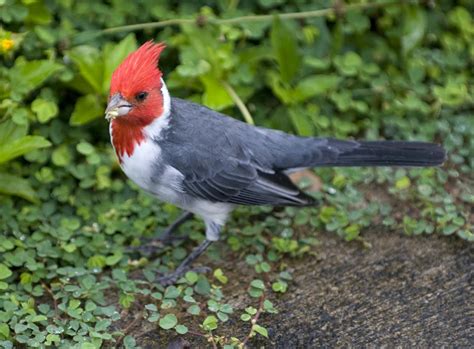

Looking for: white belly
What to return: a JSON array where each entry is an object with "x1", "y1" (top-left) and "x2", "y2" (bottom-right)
[
  {"x1": 117, "y1": 139, "x2": 182, "y2": 205},
  {"x1": 120, "y1": 139, "x2": 158, "y2": 190}
]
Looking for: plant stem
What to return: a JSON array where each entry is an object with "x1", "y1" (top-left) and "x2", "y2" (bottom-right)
[
  {"x1": 101, "y1": 1, "x2": 400, "y2": 35},
  {"x1": 41, "y1": 282, "x2": 58, "y2": 314},
  {"x1": 221, "y1": 80, "x2": 255, "y2": 125},
  {"x1": 241, "y1": 294, "x2": 266, "y2": 347}
]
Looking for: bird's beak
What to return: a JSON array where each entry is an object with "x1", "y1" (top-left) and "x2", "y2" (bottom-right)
[{"x1": 105, "y1": 93, "x2": 132, "y2": 121}]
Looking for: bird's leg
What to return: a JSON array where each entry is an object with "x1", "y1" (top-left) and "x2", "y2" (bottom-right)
[
  {"x1": 157, "y1": 220, "x2": 221, "y2": 285},
  {"x1": 158, "y1": 211, "x2": 194, "y2": 243},
  {"x1": 157, "y1": 239, "x2": 213, "y2": 285},
  {"x1": 128, "y1": 211, "x2": 194, "y2": 255}
]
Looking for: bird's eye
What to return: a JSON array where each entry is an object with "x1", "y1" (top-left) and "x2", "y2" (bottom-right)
[{"x1": 135, "y1": 92, "x2": 148, "y2": 102}]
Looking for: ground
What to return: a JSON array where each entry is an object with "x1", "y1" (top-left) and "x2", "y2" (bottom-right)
[{"x1": 133, "y1": 229, "x2": 473, "y2": 348}]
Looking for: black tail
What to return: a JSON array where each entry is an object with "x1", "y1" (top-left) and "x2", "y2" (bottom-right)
[{"x1": 316, "y1": 139, "x2": 447, "y2": 167}]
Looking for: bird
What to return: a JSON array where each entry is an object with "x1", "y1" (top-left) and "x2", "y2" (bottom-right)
[{"x1": 105, "y1": 41, "x2": 446, "y2": 284}]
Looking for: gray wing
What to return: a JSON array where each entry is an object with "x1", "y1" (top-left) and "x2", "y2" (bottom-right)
[
  {"x1": 157, "y1": 98, "x2": 315, "y2": 206},
  {"x1": 164, "y1": 140, "x2": 313, "y2": 206}
]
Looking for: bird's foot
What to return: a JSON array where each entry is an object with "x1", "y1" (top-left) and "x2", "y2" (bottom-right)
[{"x1": 157, "y1": 266, "x2": 211, "y2": 286}]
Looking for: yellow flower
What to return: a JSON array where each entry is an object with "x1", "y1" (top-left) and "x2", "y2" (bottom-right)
[{"x1": 1, "y1": 39, "x2": 14, "y2": 52}]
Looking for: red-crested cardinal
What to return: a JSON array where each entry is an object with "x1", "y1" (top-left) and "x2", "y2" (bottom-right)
[{"x1": 105, "y1": 42, "x2": 446, "y2": 284}]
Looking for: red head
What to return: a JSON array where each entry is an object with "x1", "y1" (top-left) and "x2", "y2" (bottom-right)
[{"x1": 106, "y1": 41, "x2": 167, "y2": 159}]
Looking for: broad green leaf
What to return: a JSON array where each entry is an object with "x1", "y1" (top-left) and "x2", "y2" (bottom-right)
[
  {"x1": 334, "y1": 52, "x2": 363, "y2": 76},
  {"x1": 159, "y1": 314, "x2": 177, "y2": 330},
  {"x1": 0, "y1": 172, "x2": 39, "y2": 203},
  {"x1": 0, "y1": 322, "x2": 10, "y2": 338},
  {"x1": 0, "y1": 135, "x2": 51, "y2": 164},
  {"x1": 68, "y1": 46, "x2": 104, "y2": 93},
  {"x1": 252, "y1": 324, "x2": 268, "y2": 338},
  {"x1": 402, "y1": 6, "x2": 427, "y2": 56},
  {"x1": 123, "y1": 336, "x2": 136, "y2": 349},
  {"x1": 266, "y1": 71, "x2": 292, "y2": 104},
  {"x1": 271, "y1": 16, "x2": 301, "y2": 83},
  {"x1": 52, "y1": 145, "x2": 72, "y2": 167},
  {"x1": 187, "y1": 304, "x2": 200, "y2": 315},
  {"x1": 175, "y1": 324, "x2": 188, "y2": 335},
  {"x1": 9, "y1": 58, "x2": 62, "y2": 96},
  {"x1": 31, "y1": 98, "x2": 58, "y2": 123},
  {"x1": 0, "y1": 119, "x2": 27, "y2": 145},
  {"x1": 293, "y1": 74, "x2": 341, "y2": 102},
  {"x1": 288, "y1": 107, "x2": 314, "y2": 137},
  {"x1": 250, "y1": 279, "x2": 265, "y2": 290},
  {"x1": 102, "y1": 34, "x2": 137, "y2": 93},
  {"x1": 70, "y1": 94, "x2": 104, "y2": 125},
  {"x1": 202, "y1": 315, "x2": 218, "y2": 331},
  {"x1": 200, "y1": 75, "x2": 233, "y2": 110},
  {"x1": 25, "y1": 1, "x2": 52, "y2": 25},
  {"x1": 0, "y1": 264, "x2": 12, "y2": 280}
]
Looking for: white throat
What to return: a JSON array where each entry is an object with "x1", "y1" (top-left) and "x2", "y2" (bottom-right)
[{"x1": 143, "y1": 79, "x2": 171, "y2": 139}]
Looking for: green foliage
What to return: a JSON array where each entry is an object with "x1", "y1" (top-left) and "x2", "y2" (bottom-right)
[
  {"x1": 0, "y1": 0, "x2": 472, "y2": 347},
  {"x1": 68, "y1": 35, "x2": 137, "y2": 125}
]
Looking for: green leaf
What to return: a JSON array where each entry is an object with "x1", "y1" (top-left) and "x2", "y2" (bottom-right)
[
  {"x1": 105, "y1": 252, "x2": 122, "y2": 266},
  {"x1": 70, "y1": 94, "x2": 104, "y2": 125},
  {"x1": 288, "y1": 107, "x2": 313, "y2": 137},
  {"x1": 272, "y1": 280, "x2": 288, "y2": 293},
  {"x1": 87, "y1": 255, "x2": 106, "y2": 268},
  {"x1": 200, "y1": 75, "x2": 233, "y2": 111},
  {"x1": 334, "y1": 52, "x2": 363, "y2": 76},
  {"x1": 240, "y1": 313, "x2": 251, "y2": 321},
  {"x1": 76, "y1": 141, "x2": 95, "y2": 155},
  {"x1": 52, "y1": 145, "x2": 72, "y2": 167},
  {"x1": 202, "y1": 315, "x2": 218, "y2": 331},
  {"x1": 187, "y1": 304, "x2": 200, "y2": 315},
  {"x1": 0, "y1": 119, "x2": 27, "y2": 145},
  {"x1": 102, "y1": 34, "x2": 137, "y2": 94},
  {"x1": 175, "y1": 325, "x2": 188, "y2": 335},
  {"x1": 0, "y1": 322, "x2": 10, "y2": 339},
  {"x1": 145, "y1": 304, "x2": 157, "y2": 312},
  {"x1": 252, "y1": 324, "x2": 268, "y2": 338},
  {"x1": 68, "y1": 46, "x2": 104, "y2": 93},
  {"x1": 0, "y1": 135, "x2": 51, "y2": 164},
  {"x1": 271, "y1": 16, "x2": 301, "y2": 83},
  {"x1": 0, "y1": 172, "x2": 39, "y2": 203},
  {"x1": 31, "y1": 98, "x2": 58, "y2": 123},
  {"x1": 185, "y1": 271, "x2": 198, "y2": 284},
  {"x1": 123, "y1": 336, "x2": 136, "y2": 349},
  {"x1": 159, "y1": 314, "x2": 177, "y2": 330},
  {"x1": 9, "y1": 58, "x2": 62, "y2": 96},
  {"x1": 119, "y1": 293, "x2": 135, "y2": 309},
  {"x1": 402, "y1": 6, "x2": 427, "y2": 56},
  {"x1": 395, "y1": 176, "x2": 411, "y2": 190},
  {"x1": 164, "y1": 286, "x2": 181, "y2": 299},
  {"x1": 293, "y1": 74, "x2": 341, "y2": 102},
  {"x1": 250, "y1": 279, "x2": 265, "y2": 290},
  {"x1": 25, "y1": 1, "x2": 52, "y2": 25},
  {"x1": 0, "y1": 264, "x2": 12, "y2": 280},
  {"x1": 213, "y1": 268, "x2": 228, "y2": 284}
]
